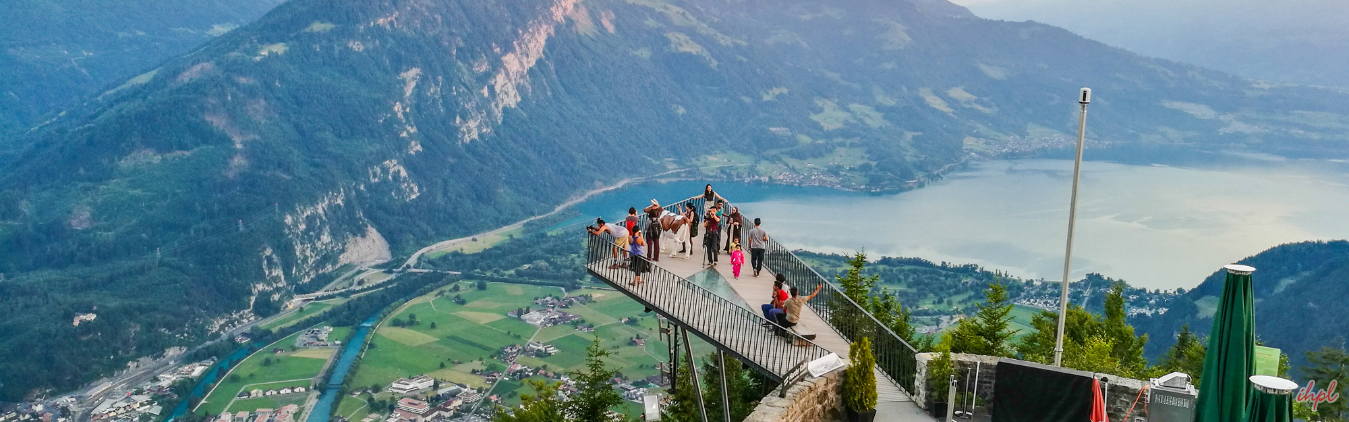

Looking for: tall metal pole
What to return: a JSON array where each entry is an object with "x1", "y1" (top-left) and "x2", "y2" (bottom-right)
[
  {"x1": 683, "y1": 330, "x2": 710, "y2": 422},
  {"x1": 1054, "y1": 88, "x2": 1091, "y2": 367},
  {"x1": 718, "y1": 350, "x2": 731, "y2": 422}
]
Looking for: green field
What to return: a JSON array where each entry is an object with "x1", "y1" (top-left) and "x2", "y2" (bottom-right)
[
  {"x1": 339, "y1": 284, "x2": 675, "y2": 418},
  {"x1": 259, "y1": 298, "x2": 350, "y2": 331},
  {"x1": 425, "y1": 227, "x2": 523, "y2": 259},
  {"x1": 225, "y1": 394, "x2": 308, "y2": 413},
  {"x1": 195, "y1": 330, "x2": 335, "y2": 415},
  {"x1": 1007, "y1": 304, "x2": 1045, "y2": 340}
]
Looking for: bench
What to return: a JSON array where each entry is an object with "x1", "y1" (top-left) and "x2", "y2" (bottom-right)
[{"x1": 790, "y1": 327, "x2": 816, "y2": 346}]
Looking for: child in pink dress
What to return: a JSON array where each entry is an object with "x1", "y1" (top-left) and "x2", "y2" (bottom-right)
[{"x1": 730, "y1": 242, "x2": 746, "y2": 279}]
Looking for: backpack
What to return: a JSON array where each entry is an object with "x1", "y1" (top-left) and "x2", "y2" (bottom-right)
[
  {"x1": 646, "y1": 220, "x2": 661, "y2": 238},
  {"x1": 689, "y1": 211, "x2": 700, "y2": 238}
]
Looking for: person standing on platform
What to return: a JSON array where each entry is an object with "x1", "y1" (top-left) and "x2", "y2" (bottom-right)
[
  {"x1": 700, "y1": 184, "x2": 725, "y2": 215},
  {"x1": 628, "y1": 230, "x2": 647, "y2": 285},
  {"x1": 724, "y1": 206, "x2": 743, "y2": 253},
  {"x1": 703, "y1": 202, "x2": 721, "y2": 267},
  {"x1": 748, "y1": 218, "x2": 768, "y2": 277},
  {"x1": 645, "y1": 213, "x2": 661, "y2": 262},
  {"x1": 730, "y1": 242, "x2": 745, "y2": 279},
  {"x1": 625, "y1": 207, "x2": 638, "y2": 233}
]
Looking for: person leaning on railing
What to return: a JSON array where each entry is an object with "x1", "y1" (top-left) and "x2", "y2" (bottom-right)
[{"x1": 586, "y1": 217, "x2": 630, "y2": 269}]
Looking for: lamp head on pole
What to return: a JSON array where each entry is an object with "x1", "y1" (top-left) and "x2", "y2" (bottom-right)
[{"x1": 1079, "y1": 87, "x2": 1092, "y2": 105}]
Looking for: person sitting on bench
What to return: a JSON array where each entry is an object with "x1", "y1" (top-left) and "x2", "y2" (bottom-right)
[
  {"x1": 761, "y1": 276, "x2": 789, "y2": 325},
  {"x1": 776, "y1": 284, "x2": 821, "y2": 335}
]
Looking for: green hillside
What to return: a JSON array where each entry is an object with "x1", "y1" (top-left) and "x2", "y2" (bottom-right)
[
  {"x1": 3, "y1": 0, "x2": 1349, "y2": 399},
  {"x1": 0, "y1": 0, "x2": 284, "y2": 139},
  {"x1": 1133, "y1": 240, "x2": 1349, "y2": 376}
]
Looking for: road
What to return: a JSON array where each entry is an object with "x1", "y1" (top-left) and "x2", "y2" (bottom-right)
[{"x1": 401, "y1": 168, "x2": 694, "y2": 270}]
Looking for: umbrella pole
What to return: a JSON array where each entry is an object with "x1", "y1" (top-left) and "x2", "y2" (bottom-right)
[{"x1": 1055, "y1": 88, "x2": 1091, "y2": 367}]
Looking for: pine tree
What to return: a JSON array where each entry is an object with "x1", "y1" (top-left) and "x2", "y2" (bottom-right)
[
  {"x1": 1102, "y1": 282, "x2": 1148, "y2": 376},
  {"x1": 662, "y1": 353, "x2": 701, "y2": 422},
  {"x1": 951, "y1": 281, "x2": 1015, "y2": 357},
  {"x1": 1300, "y1": 343, "x2": 1349, "y2": 421},
  {"x1": 567, "y1": 337, "x2": 625, "y2": 421},
  {"x1": 493, "y1": 380, "x2": 566, "y2": 422},
  {"x1": 1158, "y1": 324, "x2": 1206, "y2": 386},
  {"x1": 701, "y1": 353, "x2": 754, "y2": 422}
]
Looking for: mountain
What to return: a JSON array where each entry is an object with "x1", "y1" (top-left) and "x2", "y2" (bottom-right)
[
  {"x1": 1132, "y1": 240, "x2": 1349, "y2": 376},
  {"x1": 0, "y1": 0, "x2": 284, "y2": 139},
  {"x1": 3, "y1": 0, "x2": 1349, "y2": 400},
  {"x1": 961, "y1": 0, "x2": 1349, "y2": 88}
]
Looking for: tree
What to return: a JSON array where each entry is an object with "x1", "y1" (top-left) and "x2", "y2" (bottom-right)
[
  {"x1": 662, "y1": 354, "x2": 700, "y2": 422},
  {"x1": 844, "y1": 338, "x2": 878, "y2": 413},
  {"x1": 430, "y1": 321, "x2": 437, "y2": 329},
  {"x1": 1300, "y1": 343, "x2": 1349, "y2": 421},
  {"x1": 477, "y1": 280, "x2": 488, "y2": 290},
  {"x1": 1102, "y1": 282, "x2": 1148, "y2": 375},
  {"x1": 701, "y1": 353, "x2": 754, "y2": 422},
  {"x1": 950, "y1": 281, "x2": 1014, "y2": 357},
  {"x1": 1157, "y1": 324, "x2": 1206, "y2": 386},
  {"x1": 1014, "y1": 281, "x2": 1149, "y2": 378},
  {"x1": 567, "y1": 337, "x2": 624, "y2": 421}
]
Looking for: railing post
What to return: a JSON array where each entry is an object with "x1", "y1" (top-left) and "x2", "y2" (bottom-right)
[{"x1": 684, "y1": 330, "x2": 709, "y2": 422}]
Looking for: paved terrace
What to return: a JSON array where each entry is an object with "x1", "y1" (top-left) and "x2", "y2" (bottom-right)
[{"x1": 585, "y1": 198, "x2": 934, "y2": 421}]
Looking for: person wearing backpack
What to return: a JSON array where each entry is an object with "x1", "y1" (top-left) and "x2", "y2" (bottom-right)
[{"x1": 645, "y1": 216, "x2": 662, "y2": 262}]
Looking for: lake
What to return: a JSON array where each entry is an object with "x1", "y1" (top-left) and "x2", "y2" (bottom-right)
[{"x1": 570, "y1": 156, "x2": 1349, "y2": 290}]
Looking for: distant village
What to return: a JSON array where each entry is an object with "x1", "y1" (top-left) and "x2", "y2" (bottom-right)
[
  {"x1": 0, "y1": 359, "x2": 217, "y2": 422},
  {"x1": 320, "y1": 294, "x2": 661, "y2": 422}
]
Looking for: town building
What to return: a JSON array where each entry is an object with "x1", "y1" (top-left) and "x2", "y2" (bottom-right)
[{"x1": 389, "y1": 375, "x2": 434, "y2": 395}]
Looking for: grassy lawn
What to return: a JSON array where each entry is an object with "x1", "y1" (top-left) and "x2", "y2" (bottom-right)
[
  {"x1": 260, "y1": 302, "x2": 331, "y2": 331},
  {"x1": 195, "y1": 331, "x2": 335, "y2": 415},
  {"x1": 425, "y1": 227, "x2": 523, "y2": 259},
  {"x1": 1007, "y1": 304, "x2": 1046, "y2": 340},
  {"x1": 226, "y1": 394, "x2": 308, "y2": 413},
  {"x1": 334, "y1": 396, "x2": 370, "y2": 422}
]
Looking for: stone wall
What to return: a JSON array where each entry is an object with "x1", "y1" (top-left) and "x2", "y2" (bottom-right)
[
  {"x1": 744, "y1": 364, "x2": 847, "y2": 422},
  {"x1": 913, "y1": 354, "x2": 1152, "y2": 422},
  {"x1": 913, "y1": 353, "x2": 1001, "y2": 408}
]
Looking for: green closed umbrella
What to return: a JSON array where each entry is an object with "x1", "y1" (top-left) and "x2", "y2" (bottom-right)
[
  {"x1": 1193, "y1": 264, "x2": 1256, "y2": 422},
  {"x1": 1248, "y1": 375, "x2": 1298, "y2": 422}
]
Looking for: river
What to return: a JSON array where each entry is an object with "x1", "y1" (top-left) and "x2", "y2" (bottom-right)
[
  {"x1": 567, "y1": 156, "x2": 1349, "y2": 290},
  {"x1": 304, "y1": 314, "x2": 379, "y2": 422}
]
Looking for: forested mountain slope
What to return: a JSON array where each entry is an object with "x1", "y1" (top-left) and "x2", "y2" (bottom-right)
[
  {"x1": 3, "y1": 0, "x2": 1349, "y2": 399},
  {"x1": 1133, "y1": 240, "x2": 1349, "y2": 375},
  {"x1": 0, "y1": 0, "x2": 285, "y2": 139}
]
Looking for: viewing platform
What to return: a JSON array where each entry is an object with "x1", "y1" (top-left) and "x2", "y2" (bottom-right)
[{"x1": 584, "y1": 195, "x2": 934, "y2": 421}]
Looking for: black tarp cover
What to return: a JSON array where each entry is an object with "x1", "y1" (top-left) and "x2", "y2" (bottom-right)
[{"x1": 992, "y1": 359, "x2": 1096, "y2": 422}]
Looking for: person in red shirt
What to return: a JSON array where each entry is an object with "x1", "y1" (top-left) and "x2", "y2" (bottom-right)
[
  {"x1": 625, "y1": 207, "x2": 638, "y2": 232},
  {"x1": 761, "y1": 276, "x2": 789, "y2": 325}
]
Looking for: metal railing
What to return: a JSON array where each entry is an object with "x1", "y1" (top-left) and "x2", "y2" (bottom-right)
[
  {"x1": 760, "y1": 235, "x2": 919, "y2": 393},
  {"x1": 623, "y1": 193, "x2": 918, "y2": 392},
  {"x1": 584, "y1": 232, "x2": 828, "y2": 381}
]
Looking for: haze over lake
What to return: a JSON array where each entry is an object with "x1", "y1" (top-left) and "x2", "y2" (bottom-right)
[{"x1": 574, "y1": 157, "x2": 1349, "y2": 290}]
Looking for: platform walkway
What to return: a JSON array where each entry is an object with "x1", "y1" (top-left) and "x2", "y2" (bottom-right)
[{"x1": 652, "y1": 232, "x2": 913, "y2": 405}]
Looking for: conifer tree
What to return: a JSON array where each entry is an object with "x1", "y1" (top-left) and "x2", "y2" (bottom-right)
[
  {"x1": 1157, "y1": 324, "x2": 1206, "y2": 386},
  {"x1": 662, "y1": 353, "x2": 701, "y2": 422},
  {"x1": 494, "y1": 380, "x2": 566, "y2": 422},
  {"x1": 567, "y1": 337, "x2": 625, "y2": 421}
]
